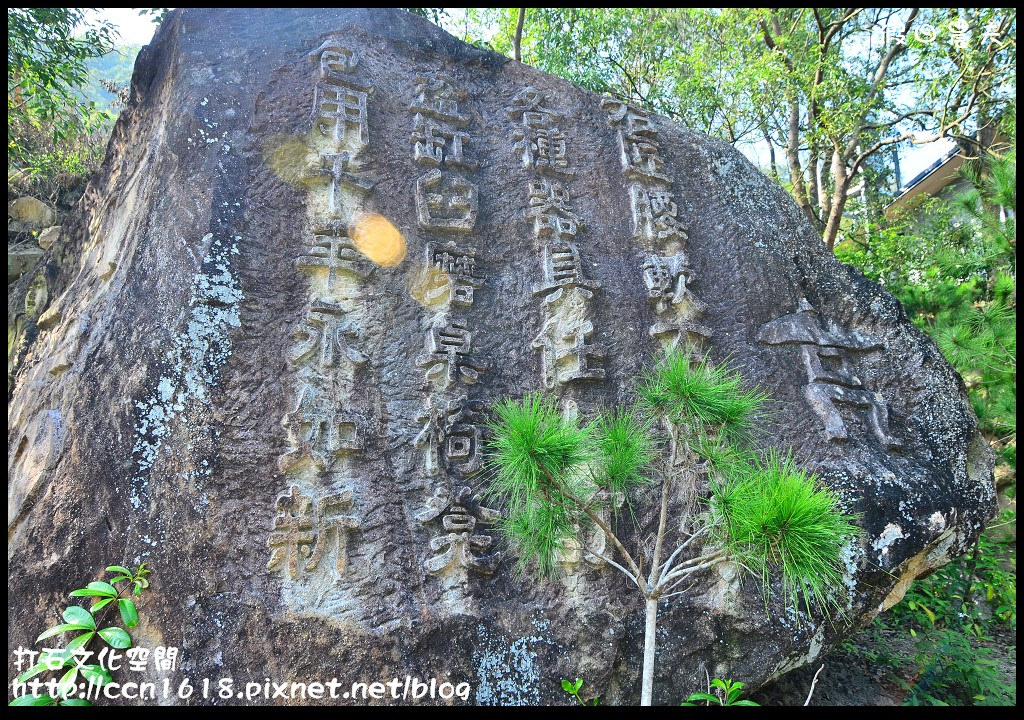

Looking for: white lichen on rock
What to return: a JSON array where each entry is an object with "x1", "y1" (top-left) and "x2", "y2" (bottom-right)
[
  {"x1": 473, "y1": 619, "x2": 555, "y2": 705},
  {"x1": 130, "y1": 232, "x2": 242, "y2": 508}
]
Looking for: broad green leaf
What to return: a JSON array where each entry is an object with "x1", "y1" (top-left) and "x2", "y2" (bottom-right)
[
  {"x1": 57, "y1": 667, "x2": 79, "y2": 695},
  {"x1": 66, "y1": 631, "x2": 95, "y2": 651},
  {"x1": 98, "y1": 627, "x2": 132, "y2": 649},
  {"x1": 106, "y1": 565, "x2": 132, "y2": 575},
  {"x1": 62, "y1": 606, "x2": 96, "y2": 629},
  {"x1": 17, "y1": 663, "x2": 50, "y2": 683},
  {"x1": 9, "y1": 693, "x2": 57, "y2": 706},
  {"x1": 561, "y1": 679, "x2": 573, "y2": 693},
  {"x1": 60, "y1": 698, "x2": 93, "y2": 706},
  {"x1": 70, "y1": 581, "x2": 117, "y2": 598},
  {"x1": 685, "y1": 692, "x2": 721, "y2": 705},
  {"x1": 118, "y1": 598, "x2": 138, "y2": 628},
  {"x1": 91, "y1": 598, "x2": 114, "y2": 613},
  {"x1": 80, "y1": 664, "x2": 113, "y2": 686},
  {"x1": 87, "y1": 581, "x2": 117, "y2": 597},
  {"x1": 36, "y1": 623, "x2": 92, "y2": 642},
  {"x1": 109, "y1": 575, "x2": 131, "y2": 584}
]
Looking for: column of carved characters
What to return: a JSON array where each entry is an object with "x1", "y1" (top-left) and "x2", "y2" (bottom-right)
[
  {"x1": 603, "y1": 99, "x2": 710, "y2": 353},
  {"x1": 408, "y1": 73, "x2": 494, "y2": 583},
  {"x1": 268, "y1": 38, "x2": 371, "y2": 580},
  {"x1": 508, "y1": 89, "x2": 605, "y2": 389}
]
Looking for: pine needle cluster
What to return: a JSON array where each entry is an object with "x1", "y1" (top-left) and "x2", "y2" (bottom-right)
[{"x1": 486, "y1": 347, "x2": 862, "y2": 617}]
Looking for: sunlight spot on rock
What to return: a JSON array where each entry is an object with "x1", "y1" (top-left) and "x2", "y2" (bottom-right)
[
  {"x1": 349, "y1": 212, "x2": 405, "y2": 267},
  {"x1": 261, "y1": 132, "x2": 316, "y2": 188}
]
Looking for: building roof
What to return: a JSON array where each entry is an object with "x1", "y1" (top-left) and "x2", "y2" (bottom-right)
[{"x1": 884, "y1": 144, "x2": 966, "y2": 218}]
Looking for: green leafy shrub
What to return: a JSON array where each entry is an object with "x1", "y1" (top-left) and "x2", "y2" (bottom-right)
[
  {"x1": 10, "y1": 564, "x2": 151, "y2": 707},
  {"x1": 682, "y1": 677, "x2": 760, "y2": 706}
]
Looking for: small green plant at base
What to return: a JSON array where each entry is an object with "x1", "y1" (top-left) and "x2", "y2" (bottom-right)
[
  {"x1": 682, "y1": 678, "x2": 759, "y2": 706},
  {"x1": 10, "y1": 564, "x2": 151, "y2": 706},
  {"x1": 839, "y1": 513, "x2": 1016, "y2": 707},
  {"x1": 899, "y1": 630, "x2": 1015, "y2": 706},
  {"x1": 486, "y1": 348, "x2": 860, "y2": 705},
  {"x1": 561, "y1": 677, "x2": 599, "y2": 706}
]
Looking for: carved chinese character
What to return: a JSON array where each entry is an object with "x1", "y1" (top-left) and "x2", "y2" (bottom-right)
[
  {"x1": 421, "y1": 486, "x2": 500, "y2": 576},
  {"x1": 316, "y1": 152, "x2": 373, "y2": 215},
  {"x1": 414, "y1": 395, "x2": 488, "y2": 477},
  {"x1": 279, "y1": 383, "x2": 363, "y2": 472},
  {"x1": 532, "y1": 240, "x2": 598, "y2": 300},
  {"x1": 532, "y1": 297, "x2": 606, "y2": 388},
  {"x1": 631, "y1": 185, "x2": 688, "y2": 246},
  {"x1": 416, "y1": 319, "x2": 489, "y2": 387},
  {"x1": 507, "y1": 87, "x2": 572, "y2": 176},
  {"x1": 412, "y1": 115, "x2": 476, "y2": 170},
  {"x1": 288, "y1": 301, "x2": 367, "y2": 371},
  {"x1": 529, "y1": 126, "x2": 570, "y2": 175},
  {"x1": 296, "y1": 220, "x2": 373, "y2": 293},
  {"x1": 603, "y1": 99, "x2": 669, "y2": 182},
  {"x1": 308, "y1": 39, "x2": 360, "y2": 81},
  {"x1": 650, "y1": 318, "x2": 712, "y2": 350},
  {"x1": 308, "y1": 39, "x2": 369, "y2": 149},
  {"x1": 757, "y1": 298, "x2": 903, "y2": 449},
  {"x1": 267, "y1": 485, "x2": 360, "y2": 579},
  {"x1": 420, "y1": 241, "x2": 483, "y2": 308},
  {"x1": 415, "y1": 169, "x2": 479, "y2": 233},
  {"x1": 642, "y1": 252, "x2": 697, "y2": 314},
  {"x1": 525, "y1": 178, "x2": 580, "y2": 242},
  {"x1": 409, "y1": 73, "x2": 469, "y2": 126},
  {"x1": 312, "y1": 85, "x2": 369, "y2": 148},
  {"x1": 506, "y1": 86, "x2": 563, "y2": 126}
]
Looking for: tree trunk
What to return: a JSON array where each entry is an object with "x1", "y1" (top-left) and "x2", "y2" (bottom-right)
[
  {"x1": 823, "y1": 183, "x2": 848, "y2": 252},
  {"x1": 763, "y1": 127, "x2": 780, "y2": 184},
  {"x1": 823, "y1": 148, "x2": 848, "y2": 251},
  {"x1": 784, "y1": 94, "x2": 817, "y2": 228},
  {"x1": 513, "y1": 8, "x2": 525, "y2": 62},
  {"x1": 641, "y1": 595, "x2": 659, "y2": 705}
]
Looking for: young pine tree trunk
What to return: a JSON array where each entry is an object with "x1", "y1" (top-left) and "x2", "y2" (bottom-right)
[{"x1": 641, "y1": 595, "x2": 659, "y2": 705}]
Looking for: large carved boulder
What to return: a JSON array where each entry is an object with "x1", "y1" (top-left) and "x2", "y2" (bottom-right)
[{"x1": 7, "y1": 8, "x2": 995, "y2": 705}]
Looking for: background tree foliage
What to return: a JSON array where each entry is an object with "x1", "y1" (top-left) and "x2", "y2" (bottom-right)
[
  {"x1": 837, "y1": 122, "x2": 1016, "y2": 478},
  {"x1": 7, "y1": 9, "x2": 146, "y2": 205},
  {"x1": 449, "y1": 8, "x2": 1016, "y2": 250},
  {"x1": 8, "y1": 9, "x2": 116, "y2": 160},
  {"x1": 8, "y1": 8, "x2": 118, "y2": 205}
]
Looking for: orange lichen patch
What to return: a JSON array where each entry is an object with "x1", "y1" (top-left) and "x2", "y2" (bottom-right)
[{"x1": 349, "y1": 212, "x2": 406, "y2": 267}]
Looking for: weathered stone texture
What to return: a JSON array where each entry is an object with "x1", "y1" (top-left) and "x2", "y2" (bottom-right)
[{"x1": 8, "y1": 8, "x2": 995, "y2": 705}]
